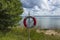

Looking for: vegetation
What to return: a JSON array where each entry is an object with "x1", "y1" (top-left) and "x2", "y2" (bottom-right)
[
  {"x1": 0, "y1": 0, "x2": 23, "y2": 30},
  {"x1": 0, "y1": 27, "x2": 60, "y2": 40}
]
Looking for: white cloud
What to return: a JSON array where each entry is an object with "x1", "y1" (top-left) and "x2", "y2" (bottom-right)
[{"x1": 21, "y1": 0, "x2": 60, "y2": 16}]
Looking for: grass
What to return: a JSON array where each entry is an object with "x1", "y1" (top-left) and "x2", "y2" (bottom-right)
[{"x1": 0, "y1": 27, "x2": 60, "y2": 40}]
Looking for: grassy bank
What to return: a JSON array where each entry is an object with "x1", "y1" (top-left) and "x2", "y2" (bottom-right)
[{"x1": 0, "y1": 27, "x2": 60, "y2": 40}]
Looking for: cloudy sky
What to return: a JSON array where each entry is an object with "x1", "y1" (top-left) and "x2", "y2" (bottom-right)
[
  {"x1": 21, "y1": 0, "x2": 60, "y2": 16},
  {"x1": 20, "y1": 0, "x2": 60, "y2": 29}
]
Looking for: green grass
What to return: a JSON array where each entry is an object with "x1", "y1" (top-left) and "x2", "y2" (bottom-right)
[{"x1": 0, "y1": 27, "x2": 60, "y2": 40}]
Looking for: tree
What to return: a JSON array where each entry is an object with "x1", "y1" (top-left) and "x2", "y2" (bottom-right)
[{"x1": 0, "y1": 0, "x2": 23, "y2": 30}]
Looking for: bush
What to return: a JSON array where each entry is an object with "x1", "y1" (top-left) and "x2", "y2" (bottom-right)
[{"x1": 0, "y1": 0, "x2": 23, "y2": 31}]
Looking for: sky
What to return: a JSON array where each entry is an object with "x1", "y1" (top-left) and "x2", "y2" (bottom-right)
[
  {"x1": 20, "y1": 0, "x2": 60, "y2": 16},
  {"x1": 20, "y1": 0, "x2": 60, "y2": 29}
]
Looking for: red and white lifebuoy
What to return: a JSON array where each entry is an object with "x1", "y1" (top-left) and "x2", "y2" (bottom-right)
[{"x1": 23, "y1": 16, "x2": 36, "y2": 28}]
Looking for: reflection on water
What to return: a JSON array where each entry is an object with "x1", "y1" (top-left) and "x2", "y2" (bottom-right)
[
  {"x1": 20, "y1": 17, "x2": 60, "y2": 29},
  {"x1": 36, "y1": 17, "x2": 60, "y2": 29}
]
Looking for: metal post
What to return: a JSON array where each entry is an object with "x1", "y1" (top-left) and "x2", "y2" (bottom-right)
[
  {"x1": 28, "y1": 11, "x2": 31, "y2": 40},
  {"x1": 28, "y1": 28, "x2": 31, "y2": 40}
]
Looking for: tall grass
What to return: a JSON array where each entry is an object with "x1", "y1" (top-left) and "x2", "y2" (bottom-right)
[{"x1": 0, "y1": 27, "x2": 60, "y2": 40}]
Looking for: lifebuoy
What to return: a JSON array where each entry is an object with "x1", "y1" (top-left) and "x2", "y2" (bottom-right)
[{"x1": 23, "y1": 16, "x2": 36, "y2": 28}]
